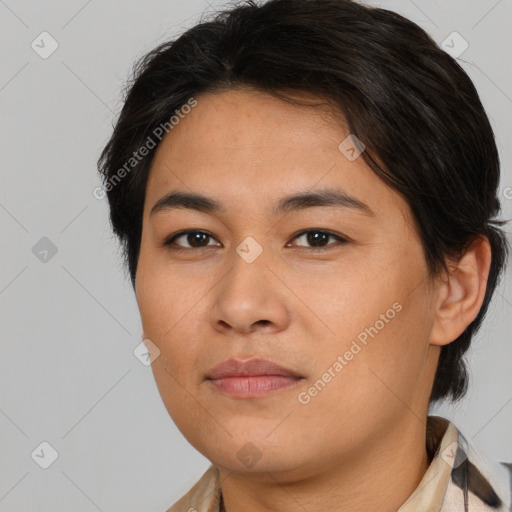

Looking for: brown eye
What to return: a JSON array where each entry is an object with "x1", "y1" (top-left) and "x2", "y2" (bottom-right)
[
  {"x1": 163, "y1": 228, "x2": 349, "y2": 251},
  {"x1": 164, "y1": 230, "x2": 220, "y2": 249},
  {"x1": 289, "y1": 229, "x2": 349, "y2": 249}
]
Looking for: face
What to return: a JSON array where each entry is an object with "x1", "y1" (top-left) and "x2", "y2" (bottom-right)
[{"x1": 135, "y1": 88, "x2": 441, "y2": 479}]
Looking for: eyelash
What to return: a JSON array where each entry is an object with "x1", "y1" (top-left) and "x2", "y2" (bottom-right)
[{"x1": 162, "y1": 229, "x2": 350, "y2": 252}]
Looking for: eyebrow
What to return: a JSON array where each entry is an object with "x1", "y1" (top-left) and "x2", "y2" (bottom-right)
[{"x1": 149, "y1": 187, "x2": 375, "y2": 218}]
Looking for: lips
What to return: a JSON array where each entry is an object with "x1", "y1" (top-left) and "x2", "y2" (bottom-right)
[
  {"x1": 206, "y1": 357, "x2": 303, "y2": 380},
  {"x1": 205, "y1": 358, "x2": 304, "y2": 398}
]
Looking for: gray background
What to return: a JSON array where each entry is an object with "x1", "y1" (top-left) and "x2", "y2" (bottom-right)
[{"x1": 0, "y1": 0, "x2": 511, "y2": 510}]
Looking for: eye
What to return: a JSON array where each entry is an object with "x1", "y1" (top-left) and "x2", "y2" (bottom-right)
[
  {"x1": 287, "y1": 229, "x2": 349, "y2": 249},
  {"x1": 163, "y1": 228, "x2": 349, "y2": 251},
  {"x1": 163, "y1": 230, "x2": 220, "y2": 249}
]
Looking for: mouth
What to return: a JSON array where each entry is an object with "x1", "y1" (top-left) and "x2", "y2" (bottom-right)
[{"x1": 205, "y1": 358, "x2": 304, "y2": 398}]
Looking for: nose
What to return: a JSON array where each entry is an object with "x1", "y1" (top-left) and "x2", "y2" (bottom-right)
[{"x1": 209, "y1": 247, "x2": 291, "y2": 336}]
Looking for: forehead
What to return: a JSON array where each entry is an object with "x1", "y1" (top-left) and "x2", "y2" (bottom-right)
[{"x1": 144, "y1": 88, "x2": 411, "y2": 224}]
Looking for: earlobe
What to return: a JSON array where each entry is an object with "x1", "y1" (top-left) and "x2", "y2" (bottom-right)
[{"x1": 429, "y1": 235, "x2": 491, "y2": 347}]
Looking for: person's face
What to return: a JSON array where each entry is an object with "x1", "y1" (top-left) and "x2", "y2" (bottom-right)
[{"x1": 135, "y1": 88, "x2": 441, "y2": 477}]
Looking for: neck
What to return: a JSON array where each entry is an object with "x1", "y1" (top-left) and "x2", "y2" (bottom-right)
[{"x1": 218, "y1": 416, "x2": 430, "y2": 512}]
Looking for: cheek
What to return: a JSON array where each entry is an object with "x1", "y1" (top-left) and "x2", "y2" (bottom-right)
[
  {"x1": 300, "y1": 267, "x2": 433, "y2": 419},
  {"x1": 150, "y1": 355, "x2": 213, "y2": 448},
  {"x1": 136, "y1": 254, "x2": 197, "y2": 344},
  {"x1": 294, "y1": 318, "x2": 430, "y2": 450},
  {"x1": 290, "y1": 261, "x2": 401, "y2": 347},
  {"x1": 136, "y1": 266, "x2": 201, "y2": 398}
]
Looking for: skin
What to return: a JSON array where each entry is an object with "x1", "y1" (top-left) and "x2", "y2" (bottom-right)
[{"x1": 135, "y1": 87, "x2": 491, "y2": 512}]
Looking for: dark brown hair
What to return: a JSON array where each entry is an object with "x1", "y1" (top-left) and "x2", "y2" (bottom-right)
[{"x1": 97, "y1": 0, "x2": 509, "y2": 404}]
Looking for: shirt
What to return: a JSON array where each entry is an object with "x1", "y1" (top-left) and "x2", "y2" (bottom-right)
[{"x1": 165, "y1": 415, "x2": 512, "y2": 512}]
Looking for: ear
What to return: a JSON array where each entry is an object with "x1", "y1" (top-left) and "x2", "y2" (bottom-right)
[{"x1": 429, "y1": 235, "x2": 492, "y2": 347}]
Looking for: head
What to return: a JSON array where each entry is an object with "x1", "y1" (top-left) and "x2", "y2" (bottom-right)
[{"x1": 98, "y1": 0, "x2": 508, "y2": 476}]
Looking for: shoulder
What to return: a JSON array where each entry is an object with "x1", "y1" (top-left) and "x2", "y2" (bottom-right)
[
  {"x1": 164, "y1": 464, "x2": 221, "y2": 512},
  {"x1": 444, "y1": 420, "x2": 512, "y2": 511}
]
